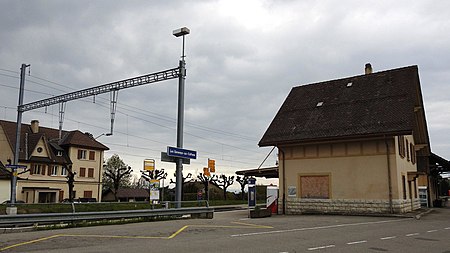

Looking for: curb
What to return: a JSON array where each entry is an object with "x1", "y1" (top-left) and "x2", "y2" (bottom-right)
[{"x1": 414, "y1": 208, "x2": 434, "y2": 220}]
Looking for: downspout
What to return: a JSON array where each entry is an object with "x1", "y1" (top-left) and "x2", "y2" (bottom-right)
[
  {"x1": 279, "y1": 147, "x2": 286, "y2": 215},
  {"x1": 97, "y1": 151, "x2": 102, "y2": 202},
  {"x1": 385, "y1": 136, "x2": 394, "y2": 213}
]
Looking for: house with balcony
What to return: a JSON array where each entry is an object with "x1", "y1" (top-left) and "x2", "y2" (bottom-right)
[
  {"x1": 0, "y1": 119, "x2": 108, "y2": 203},
  {"x1": 259, "y1": 64, "x2": 431, "y2": 214}
]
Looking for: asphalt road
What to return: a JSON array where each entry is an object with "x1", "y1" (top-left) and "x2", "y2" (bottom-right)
[{"x1": 1, "y1": 208, "x2": 450, "y2": 252}]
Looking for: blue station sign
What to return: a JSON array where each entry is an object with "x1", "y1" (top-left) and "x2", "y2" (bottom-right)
[{"x1": 167, "y1": 146, "x2": 197, "y2": 160}]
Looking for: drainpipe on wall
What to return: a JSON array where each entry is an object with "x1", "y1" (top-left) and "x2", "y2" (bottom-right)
[
  {"x1": 384, "y1": 136, "x2": 394, "y2": 213},
  {"x1": 97, "y1": 151, "x2": 102, "y2": 202},
  {"x1": 279, "y1": 147, "x2": 286, "y2": 215}
]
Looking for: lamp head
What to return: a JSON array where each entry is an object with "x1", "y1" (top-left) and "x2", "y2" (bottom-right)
[{"x1": 173, "y1": 27, "x2": 190, "y2": 37}]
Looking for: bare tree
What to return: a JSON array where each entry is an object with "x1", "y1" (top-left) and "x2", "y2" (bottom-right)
[
  {"x1": 197, "y1": 173, "x2": 217, "y2": 201},
  {"x1": 103, "y1": 154, "x2": 132, "y2": 201},
  {"x1": 66, "y1": 165, "x2": 76, "y2": 202},
  {"x1": 217, "y1": 174, "x2": 234, "y2": 200},
  {"x1": 141, "y1": 168, "x2": 167, "y2": 181},
  {"x1": 236, "y1": 175, "x2": 249, "y2": 200},
  {"x1": 170, "y1": 172, "x2": 193, "y2": 199}
]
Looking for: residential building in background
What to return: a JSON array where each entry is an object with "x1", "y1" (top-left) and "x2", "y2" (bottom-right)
[{"x1": 0, "y1": 120, "x2": 108, "y2": 203}]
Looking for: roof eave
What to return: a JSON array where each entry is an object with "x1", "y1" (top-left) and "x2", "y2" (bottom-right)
[{"x1": 259, "y1": 130, "x2": 413, "y2": 147}]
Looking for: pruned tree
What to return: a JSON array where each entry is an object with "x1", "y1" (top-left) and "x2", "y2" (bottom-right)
[
  {"x1": 66, "y1": 165, "x2": 76, "y2": 202},
  {"x1": 197, "y1": 173, "x2": 217, "y2": 201},
  {"x1": 141, "y1": 168, "x2": 167, "y2": 181},
  {"x1": 217, "y1": 174, "x2": 234, "y2": 200},
  {"x1": 170, "y1": 171, "x2": 193, "y2": 199},
  {"x1": 102, "y1": 154, "x2": 132, "y2": 201},
  {"x1": 236, "y1": 175, "x2": 249, "y2": 200}
]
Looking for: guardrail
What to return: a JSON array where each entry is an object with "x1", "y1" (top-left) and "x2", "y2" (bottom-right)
[{"x1": 0, "y1": 207, "x2": 214, "y2": 227}]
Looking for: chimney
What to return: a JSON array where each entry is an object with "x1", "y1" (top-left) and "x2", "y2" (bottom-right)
[
  {"x1": 31, "y1": 120, "x2": 39, "y2": 133},
  {"x1": 365, "y1": 63, "x2": 373, "y2": 74}
]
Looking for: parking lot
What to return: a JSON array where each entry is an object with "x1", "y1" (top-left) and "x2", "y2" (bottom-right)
[{"x1": 1, "y1": 208, "x2": 450, "y2": 252}]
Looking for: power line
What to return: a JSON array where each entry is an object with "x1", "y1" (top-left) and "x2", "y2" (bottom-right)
[
  {"x1": 20, "y1": 71, "x2": 258, "y2": 141},
  {"x1": 2, "y1": 71, "x2": 265, "y2": 154}
]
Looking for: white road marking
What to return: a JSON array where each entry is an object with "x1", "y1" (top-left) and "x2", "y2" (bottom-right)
[
  {"x1": 381, "y1": 236, "x2": 397, "y2": 240},
  {"x1": 231, "y1": 218, "x2": 408, "y2": 237},
  {"x1": 347, "y1": 240, "x2": 367, "y2": 245},
  {"x1": 406, "y1": 233, "x2": 419, "y2": 237},
  {"x1": 427, "y1": 230, "x2": 438, "y2": 233},
  {"x1": 308, "y1": 245, "x2": 335, "y2": 251},
  {"x1": 445, "y1": 227, "x2": 450, "y2": 230}
]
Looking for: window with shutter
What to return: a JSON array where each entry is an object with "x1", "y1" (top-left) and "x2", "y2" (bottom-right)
[
  {"x1": 83, "y1": 191, "x2": 93, "y2": 198},
  {"x1": 89, "y1": 151, "x2": 95, "y2": 160},
  {"x1": 79, "y1": 167, "x2": 86, "y2": 177},
  {"x1": 88, "y1": 168, "x2": 94, "y2": 178}
]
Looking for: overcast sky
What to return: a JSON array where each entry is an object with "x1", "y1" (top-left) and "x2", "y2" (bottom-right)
[{"x1": 1, "y1": 1, "x2": 449, "y2": 190}]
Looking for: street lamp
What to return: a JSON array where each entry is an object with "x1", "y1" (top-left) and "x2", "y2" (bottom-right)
[{"x1": 173, "y1": 27, "x2": 189, "y2": 208}]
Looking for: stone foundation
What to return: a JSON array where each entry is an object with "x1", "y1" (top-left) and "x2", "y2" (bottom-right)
[{"x1": 279, "y1": 198, "x2": 421, "y2": 215}]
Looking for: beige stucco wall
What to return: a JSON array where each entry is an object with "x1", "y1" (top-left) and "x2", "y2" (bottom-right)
[
  {"x1": 392, "y1": 135, "x2": 418, "y2": 200},
  {"x1": 68, "y1": 147, "x2": 104, "y2": 201},
  {"x1": 0, "y1": 180, "x2": 10, "y2": 203},
  {"x1": 16, "y1": 180, "x2": 101, "y2": 202},
  {"x1": 30, "y1": 138, "x2": 49, "y2": 158},
  {"x1": 278, "y1": 136, "x2": 420, "y2": 214},
  {"x1": 280, "y1": 139, "x2": 395, "y2": 200}
]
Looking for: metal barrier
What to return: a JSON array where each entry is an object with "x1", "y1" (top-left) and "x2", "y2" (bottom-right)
[{"x1": 0, "y1": 207, "x2": 214, "y2": 227}]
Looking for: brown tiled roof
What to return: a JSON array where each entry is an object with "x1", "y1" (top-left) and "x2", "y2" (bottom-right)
[
  {"x1": 115, "y1": 188, "x2": 149, "y2": 198},
  {"x1": 259, "y1": 65, "x2": 430, "y2": 150},
  {"x1": 0, "y1": 161, "x2": 10, "y2": 179},
  {"x1": 60, "y1": 130, "x2": 108, "y2": 150},
  {"x1": 0, "y1": 120, "x2": 109, "y2": 163}
]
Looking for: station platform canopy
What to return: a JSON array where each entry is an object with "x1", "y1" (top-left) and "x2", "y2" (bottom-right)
[{"x1": 235, "y1": 166, "x2": 279, "y2": 179}]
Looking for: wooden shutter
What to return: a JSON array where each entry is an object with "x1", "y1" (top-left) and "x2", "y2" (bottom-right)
[
  {"x1": 89, "y1": 151, "x2": 95, "y2": 160},
  {"x1": 79, "y1": 167, "x2": 86, "y2": 177},
  {"x1": 78, "y1": 149, "x2": 83, "y2": 159},
  {"x1": 83, "y1": 191, "x2": 93, "y2": 198},
  {"x1": 29, "y1": 164, "x2": 34, "y2": 175},
  {"x1": 41, "y1": 165, "x2": 46, "y2": 175},
  {"x1": 88, "y1": 168, "x2": 94, "y2": 178},
  {"x1": 47, "y1": 166, "x2": 52, "y2": 176},
  {"x1": 59, "y1": 191, "x2": 64, "y2": 202}
]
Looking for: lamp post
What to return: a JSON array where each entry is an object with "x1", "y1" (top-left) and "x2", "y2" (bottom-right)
[{"x1": 173, "y1": 27, "x2": 189, "y2": 208}]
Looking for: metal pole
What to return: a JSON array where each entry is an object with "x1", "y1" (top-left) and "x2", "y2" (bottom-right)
[
  {"x1": 175, "y1": 58, "x2": 186, "y2": 208},
  {"x1": 11, "y1": 64, "x2": 29, "y2": 206}
]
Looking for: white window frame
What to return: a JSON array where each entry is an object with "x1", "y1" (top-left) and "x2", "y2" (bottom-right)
[
  {"x1": 51, "y1": 165, "x2": 59, "y2": 176},
  {"x1": 61, "y1": 167, "x2": 68, "y2": 176},
  {"x1": 33, "y1": 164, "x2": 42, "y2": 175},
  {"x1": 80, "y1": 150, "x2": 87, "y2": 160}
]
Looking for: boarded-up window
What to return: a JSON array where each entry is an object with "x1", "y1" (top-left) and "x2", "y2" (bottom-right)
[
  {"x1": 89, "y1": 151, "x2": 95, "y2": 160},
  {"x1": 79, "y1": 167, "x2": 86, "y2": 177},
  {"x1": 84, "y1": 191, "x2": 93, "y2": 198},
  {"x1": 88, "y1": 168, "x2": 94, "y2": 178},
  {"x1": 300, "y1": 175, "x2": 330, "y2": 199}
]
